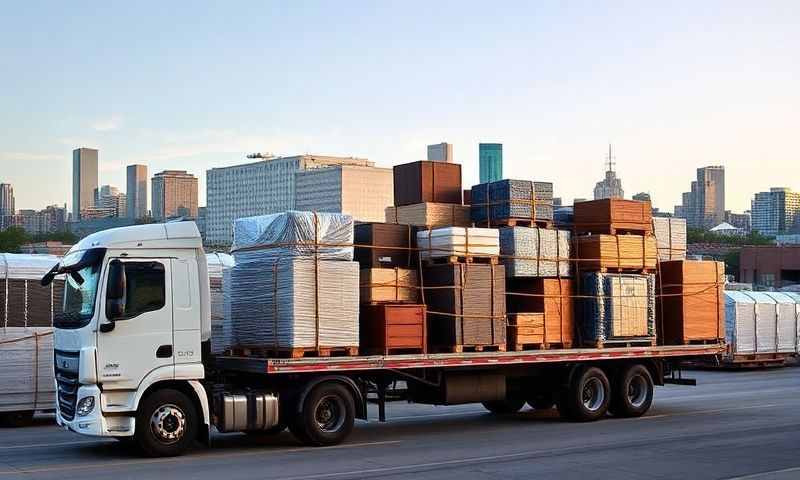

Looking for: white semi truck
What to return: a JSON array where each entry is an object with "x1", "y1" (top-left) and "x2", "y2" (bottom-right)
[{"x1": 45, "y1": 222, "x2": 725, "y2": 457}]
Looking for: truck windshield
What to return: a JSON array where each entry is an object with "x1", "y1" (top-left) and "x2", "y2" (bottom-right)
[{"x1": 54, "y1": 249, "x2": 105, "y2": 329}]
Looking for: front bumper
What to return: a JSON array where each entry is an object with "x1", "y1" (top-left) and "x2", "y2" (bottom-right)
[{"x1": 56, "y1": 385, "x2": 135, "y2": 437}]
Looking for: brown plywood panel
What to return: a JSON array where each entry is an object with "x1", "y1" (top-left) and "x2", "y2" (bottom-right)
[
  {"x1": 657, "y1": 260, "x2": 725, "y2": 344},
  {"x1": 573, "y1": 199, "x2": 653, "y2": 235},
  {"x1": 354, "y1": 222, "x2": 413, "y2": 268},
  {"x1": 393, "y1": 161, "x2": 462, "y2": 206}
]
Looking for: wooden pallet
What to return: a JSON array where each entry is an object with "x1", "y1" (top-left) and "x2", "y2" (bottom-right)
[
  {"x1": 430, "y1": 344, "x2": 507, "y2": 354},
  {"x1": 360, "y1": 347, "x2": 426, "y2": 356},
  {"x1": 422, "y1": 255, "x2": 499, "y2": 266},
  {"x1": 584, "y1": 338, "x2": 657, "y2": 349},
  {"x1": 474, "y1": 218, "x2": 553, "y2": 229},
  {"x1": 507, "y1": 341, "x2": 573, "y2": 352},
  {"x1": 226, "y1": 346, "x2": 359, "y2": 359}
]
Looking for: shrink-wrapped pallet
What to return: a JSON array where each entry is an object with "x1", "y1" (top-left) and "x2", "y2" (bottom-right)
[
  {"x1": 499, "y1": 227, "x2": 571, "y2": 277},
  {"x1": 724, "y1": 291, "x2": 800, "y2": 355},
  {"x1": 579, "y1": 273, "x2": 656, "y2": 345},
  {"x1": 416, "y1": 227, "x2": 499, "y2": 260},
  {"x1": 360, "y1": 268, "x2": 418, "y2": 303},
  {"x1": 653, "y1": 217, "x2": 687, "y2": 261},
  {"x1": 207, "y1": 253, "x2": 235, "y2": 354},
  {"x1": 232, "y1": 211, "x2": 354, "y2": 261},
  {"x1": 385, "y1": 203, "x2": 470, "y2": 227},
  {"x1": 471, "y1": 179, "x2": 554, "y2": 224}
]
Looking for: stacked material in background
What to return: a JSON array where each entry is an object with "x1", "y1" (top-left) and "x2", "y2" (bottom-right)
[
  {"x1": 207, "y1": 253, "x2": 235, "y2": 354},
  {"x1": 657, "y1": 260, "x2": 724, "y2": 345},
  {"x1": 579, "y1": 272, "x2": 656, "y2": 346},
  {"x1": 360, "y1": 304, "x2": 426, "y2": 355},
  {"x1": 574, "y1": 234, "x2": 657, "y2": 271},
  {"x1": 573, "y1": 199, "x2": 653, "y2": 235},
  {"x1": 354, "y1": 223, "x2": 413, "y2": 268},
  {"x1": 652, "y1": 217, "x2": 687, "y2": 261},
  {"x1": 470, "y1": 179, "x2": 554, "y2": 224},
  {"x1": 422, "y1": 263, "x2": 506, "y2": 350},
  {"x1": 385, "y1": 203, "x2": 470, "y2": 227},
  {"x1": 506, "y1": 278, "x2": 574, "y2": 349},
  {"x1": 724, "y1": 291, "x2": 799, "y2": 355},
  {"x1": 360, "y1": 268, "x2": 419, "y2": 303},
  {"x1": 499, "y1": 227, "x2": 571, "y2": 277},
  {"x1": 553, "y1": 206, "x2": 574, "y2": 230},
  {"x1": 0, "y1": 253, "x2": 62, "y2": 413},
  {"x1": 416, "y1": 227, "x2": 499, "y2": 260},
  {"x1": 393, "y1": 161, "x2": 462, "y2": 206}
]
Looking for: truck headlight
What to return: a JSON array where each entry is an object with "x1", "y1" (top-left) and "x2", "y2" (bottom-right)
[{"x1": 76, "y1": 396, "x2": 95, "y2": 417}]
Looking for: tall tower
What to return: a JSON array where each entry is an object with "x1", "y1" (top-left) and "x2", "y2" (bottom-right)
[
  {"x1": 72, "y1": 148, "x2": 99, "y2": 220},
  {"x1": 0, "y1": 183, "x2": 14, "y2": 216},
  {"x1": 593, "y1": 144, "x2": 624, "y2": 200},
  {"x1": 479, "y1": 143, "x2": 503, "y2": 183},
  {"x1": 151, "y1": 170, "x2": 198, "y2": 220},
  {"x1": 127, "y1": 164, "x2": 148, "y2": 219}
]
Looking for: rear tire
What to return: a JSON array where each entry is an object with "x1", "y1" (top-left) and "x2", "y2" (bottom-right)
[
  {"x1": 610, "y1": 364, "x2": 654, "y2": 418},
  {"x1": 482, "y1": 398, "x2": 526, "y2": 414},
  {"x1": 0, "y1": 411, "x2": 35, "y2": 428},
  {"x1": 561, "y1": 367, "x2": 610, "y2": 422},
  {"x1": 291, "y1": 383, "x2": 355, "y2": 446},
  {"x1": 135, "y1": 389, "x2": 198, "y2": 457}
]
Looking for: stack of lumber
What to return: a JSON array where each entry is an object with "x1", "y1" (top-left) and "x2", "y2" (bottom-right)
[
  {"x1": 416, "y1": 227, "x2": 499, "y2": 261},
  {"x1": 657, "y1": 260, "x2": 724, "y2": 345},
  {"x1": 360, "y1": 268, "x2": 419, "y2": 303},
  {"x1": 385, "y1": 203, "x2": 470, "y2": 227},
  {"x1": 499, "y1": 226, "x2": 571, "y2": 277},
  {"x1": 573, "y1": 199, "x2": 653, "y2": 235},
  {"x1": 360, "y1": 304, "x2": 427, "y2": 355},
  {"x1": 506, "y1": 278, "x2": 573, "y2": 349},
  {"x1": 652, "y1": 217, "x2": 687, "y2": 261},
  {"x1": 574, "y1": 234, "x2": 657, "y2": 271},
  {"x1": 470, "y1": 179, "x2": 554, "y2": 225},
  {"x1": 578, "y1": 272, "x2": 656, "y2": 347},
  {"x1": 724, "y1": 291, "x2": 800, "y2": 356},
  {"x1": 393, "y1": 161, "x2": 462, "y2": 206},
  {"x1": 354, "y1": 223, "x2": 413, "y2": 268},
  {"x1": 422, "y1": 263, "x2": 506, "y2": 352}
]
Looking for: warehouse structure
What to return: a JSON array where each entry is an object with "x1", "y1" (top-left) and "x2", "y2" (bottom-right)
[{"x1": 740, "y1": 245, "x2": 800, "y2": 289}]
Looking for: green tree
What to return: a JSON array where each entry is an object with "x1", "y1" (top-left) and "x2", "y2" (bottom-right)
[{"x1": 0, "y1": 227, "x2": 30, "y2": 253}]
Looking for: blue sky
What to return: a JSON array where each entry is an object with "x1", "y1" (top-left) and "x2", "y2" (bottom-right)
[{"x1": 1, "y1": 1, "x2": 798, "y2": 212}]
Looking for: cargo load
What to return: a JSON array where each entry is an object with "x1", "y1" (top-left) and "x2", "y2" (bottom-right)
[
  {"x1": 579, "y1": 272, "x2": 656, "y2": 346},
  {"x1": 574, "y1": 234, "x2": 657, "y2": 271},
  {"x1": 573, "y1": 198, "x2": 653, "y2": 235},
  {"x1": 499, "y1": 226, "x2": 571, "y2": 277},
  {"x1": 506, "y1": 278, "x2": 573, "y2": 349},
  {"x1": 416, "y1": 227, "x2": 499, "y2": 261},
  {"x1": 393, "y1": 161, "x2": 462, "y2": 206},
  {"x1": 360, "y1": 304, "x2": 426, "y2": 355},
  {"x1": 657, "y1": 260, "x2": 724, "y2": 345},
  {"x1": 360, "y1": 268, "x2": 419, "y2": 303},
  {"x1": 354, "y1": 222, "x2": 413, "y2": 268},
  {"x1": 385, "y1": 203, "x2": 470, "y2": 227},
  {"x1": 470, "y1": 179, "x2": 554, "y2": 225},
  {"x1": 724, "y1": 291, "x2": 800, "y2": 355},
  {"x1": 652, "y1": 217, "x2": 687, "y2": 262},
  {"x1": 208, "y1": 253, "x2": 235, "y2": 354}
]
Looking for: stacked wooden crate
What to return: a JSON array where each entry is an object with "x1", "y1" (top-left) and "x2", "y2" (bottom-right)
[
  {"x1": 657, "y1": 260, "x2": 725, "y2": 345},
  {"x1": 506, "y1": 278, "x2": 573, "y2": 350},
  {"x1": 386, "y1": 161, "x2": 469, "y2": 227}
]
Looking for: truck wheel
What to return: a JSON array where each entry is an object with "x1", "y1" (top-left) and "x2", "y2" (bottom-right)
[
  {"x1": 561, "y1": 367, "x2": 610, "y2": 422},
  {"x1": 610, "y1": 364, "x2": 654, "y2": 418},
  {"x1": 482, "y1": 399, "x2": 526, "y2": 414},
  {"x1": 0, "y1": 411, "x2": 35, "y2": 428},
  {"x1": 527, "y1": 393, "x2": 555, "y2": 411},
  {"x1": 291, "y1": 383, "x2": 355, "y2": 446},
  {"x1": 135, "y1": 389, "x2": 198, "y2": 457}
]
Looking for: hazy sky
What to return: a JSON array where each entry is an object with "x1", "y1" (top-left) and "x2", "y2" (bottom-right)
[{"x1": 1, "y1": 1, "x2": 797, "y2": 212}]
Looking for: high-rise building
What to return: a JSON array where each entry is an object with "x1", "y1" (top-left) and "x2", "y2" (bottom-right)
[
  {"x1": 295, "y1": 164, "x2": 393, "y2": 223},
  {"x1": 675, "y1": 166, "x2": 725, "y2": 230},
  {"x1": 0, "y1": 183, "x2": 14, "y2": 216},
  {"x1": 751, "y1": 188, "x2": 800, "y2": 236},
  {"x1": 127, "y1": 164, "x2": 148, "y2": 219},
  {"x1": 17, "y1": 205, "x2": 68, "y2": 235},
  {"x1": 72, "y1": 148, "x2": 99, "y2": 220},
  {"x1": 206, "y1": 154, "x2": 375, "y2": 245},
  {"x1": 593, "y1": 145, "x2": 624, "y2": 200},
  {"x1": 151, "y1": 170, "x2": 199, "y2": 221},
  {"x1": 94, "y1": 185, "x2": 127, "y2": 217},
  {"x1": 427, "y1": 142, "x2": 453, "y2": 163},
  {"x1": 725, "y1": 210, "x2": 752, "y2": 233},
  {"x1": 479, "y1": 143, "x2": 503, "y2": 183}
]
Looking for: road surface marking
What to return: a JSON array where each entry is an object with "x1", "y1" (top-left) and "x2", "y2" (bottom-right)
[{"x1": 722, "y1": 466, "x2": 800, "y2": 479}]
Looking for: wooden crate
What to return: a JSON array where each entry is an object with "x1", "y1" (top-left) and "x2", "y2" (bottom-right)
[
  {"x1": 393, "y1": 161, "x2": 462, "y2": 206},
  {"x1": 385, "y1": 203, "x2": 471, "y2": 228},
  {"x1": 360, "y1": 304, "x2": 427, "y2": 355},
  {"x1": 506, "y1": 278, "x2": 574, "y2": 349},
  {"x1": 657, "y1": 260, "x2": 725, "y2": 345},
  {"x1": 360, "y1": 268, "x2": 419, "y2": 303},
  {"x1": 573, "y1": 198, "x2": 652, "y2": 235},
  {"x1": 574, "y1": 234, "x2": 657, "y2": 271},
  {"x1": 354, "y1": 223, "x2": 413, "y2": 268}
]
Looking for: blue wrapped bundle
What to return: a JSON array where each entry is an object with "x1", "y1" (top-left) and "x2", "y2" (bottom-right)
[
  {"x1": 579, "y1": 273, "x2": 655, "y2": 345},
  {"x1": 471, "y1": 179, "x2": 554, "y2": 224}
]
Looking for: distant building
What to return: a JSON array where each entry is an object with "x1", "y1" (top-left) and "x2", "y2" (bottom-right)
[
  {"x1": 8, "y1": 205, "x2": 68, "y2": 235},
  {"x1": 632, "y1": 192, "x2": 651, "y2": 203},
  {"x1": 94, "y1": 185, "x2": 127, "y2": 217},
  {"x1": 151, "y1": 170, "x2": 198, "y2": 221},
  {"x1": 69, "y1": 217, "x2": 136, "y2": 239},
  {"x1": 0, "y1": 183, "x2": 14, "y2": 217},
  {"x1": 72, "y1": 148, "x2": 99, "y2": 220},
  {"x1": 196, "y1": 206, "x2": 207, "y2": 242},
  {"x1": 725, "y1": 210, "x2": 751, "y2": 233},
  {"x1": 750, "y1": 188, "x2": 800, "y2": 237},
  {"x1": 479, "y1": 143, "x2": 503, "y2": 183},
  {"x1": 427, "y1": 142, "x2": 453, "y2": 163},
  {"x1": 295, "y1": 164, "x2": 393, "y2": 223},
  {"x1": 79, "y1": 206, "x2": 118, "y2": 220},
  {"x1": 740, "y1": 245, "x2": 800, "y2": 289},
  {"x1": 20, "y1": 241, "x2": 72, "y2": 256},
  {"x1": 126, "y1": 164, "x2": 148, "y2": 219},
  {"x1": 593, "y1": 145, "x2": 624, "y2": 200},
  {"x1": 206, "y1": 154, "x2": 375, "y2": 246},
  {"x1": 675, "y1": 166, "x2": 725, "y2": 230}
]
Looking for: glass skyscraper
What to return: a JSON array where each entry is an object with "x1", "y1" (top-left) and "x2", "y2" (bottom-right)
[{"x1": 479, "y1": 143, "x2": 503, "y2": 183}]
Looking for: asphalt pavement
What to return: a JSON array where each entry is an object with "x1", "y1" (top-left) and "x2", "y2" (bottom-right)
[{"x1": 0, "y1": 367, "x2": 798, "y2": 480}]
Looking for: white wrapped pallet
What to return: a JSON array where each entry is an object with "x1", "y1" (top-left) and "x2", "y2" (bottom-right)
[
  {"x1": 498, "y1": 226, "x2": 571, "y2": 277},
  {"x1": 652, "y1": 217, "x2": 687, "y2": 262},
  {"x1": 765, "y1": 292, "x2": 799, "y2": 353},
  {"x1": 782, "y1": 292, "x2": 800, "y2": 352},
  {"x1": 207, "y1": 253, "x2": 234, "y2": 355},
  {"x1": 724, "y1": 291, "x2": 800, "y2": 355},
  {"x1": 417, "y1": 227, "x2": 499, "y2": 260},
  {"x1": 724, "y1": 291, "x2": 757, "y2": 354}
]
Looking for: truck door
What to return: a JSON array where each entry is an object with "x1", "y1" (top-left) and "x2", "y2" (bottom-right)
[{"x1": 96, "y1": 258, "x2": 174, "y2": 390}]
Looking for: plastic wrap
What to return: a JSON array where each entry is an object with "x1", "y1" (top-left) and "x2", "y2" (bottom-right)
[
  {"x1": 207, "y1": 253, "x2": 235, "y2": 354},
  {"x1": 416, "y1": 227, "x2": 499, "y2": 260},
  {"x1": 231, "y1": 211, "x2": 354, "y2": 260},
  {"x1": 653, "y1": 217, "x2": 687, "y2": 261},
  {"x1": 470, "y1": 180, "x2": 554, "y2": 224},
  {"x1": 724, "y1": 291, "x2": 799, "y2": 355},
  {"x1": 579, "y1": 273, "x2": 655, "y2": 344},
  {"x1": 724, "y1": 291, "x2": 756, "y2": 354},
  {"x1": 499, "y1": 227, "x2": 571, "y2": 277}
]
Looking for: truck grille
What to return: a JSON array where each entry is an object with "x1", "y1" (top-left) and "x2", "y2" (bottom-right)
[{"x1": 54, "y1": 350, "x2": 80, "y2": 421}]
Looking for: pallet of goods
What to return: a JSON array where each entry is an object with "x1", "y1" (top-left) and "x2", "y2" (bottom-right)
[
  {"x1": 578, "y1": 272, "x2": 656, "y2": 347},
  {"x1": 422, "y1": 263, "x2": 506, "y2": 352},
  {"x1": 385, "y1": 203, "x2": 470, "y2": 227},
  {"x1": 656, "y1": 260, "x2": 724, "y2": 345},
  {"x1": 499, "y1": 226, "x2": 571, "y2": 277},
  {"x1": 573, "y1": 234, "x2": 657, "y2": 272},
  {"x1": 225, "y1": 212, "x2": 359, "y2": 358},
  {"x1": 354, "y1": 222, "x2": 413, "y2": 268},
  {"x1": 416, "y1": 227, "x2": 499, "y2": 263},
  {"x1": 208, "y1": 253, "x2": 235, "y2": 354},
  {"x1": 360, "y1": 268, "x2": 419, "y2": 303},
  {"x1": 506, "y1": 278, "x2": 573, "y2": 350},
  {"x1": 393, "y1": 160, "x2": 462, "y2": 206},
  {"x1": 573, "y1": 198, "x2": 653, "y2": 235},
  {"x1": 724, "y1": 291, "x2": 800, "y2": 359},
  {"x1": 360, "y1": 304, "x2": 426, "y2": 355},
  {"x1": 652, "y1": 217, "x2": 687, "y2": 262},
  {"x1": 470, "y1": 179, "x2": 554, "y2": 227}
]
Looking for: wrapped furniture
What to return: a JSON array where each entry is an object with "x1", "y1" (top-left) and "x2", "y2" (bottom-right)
[
  {"x1": 470, "y1": 179, "x2": 554, "y2": 225},
  {"x1": 579, "y1": 272, "x2": 656, "y2": 346},
  {"x1": 499, "y1": 226, "x2": 571, "y2": 277}
]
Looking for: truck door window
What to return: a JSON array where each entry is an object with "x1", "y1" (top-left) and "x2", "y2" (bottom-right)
[{"x1": 113, "y1": 261, "x2": 166, "y2": 319}]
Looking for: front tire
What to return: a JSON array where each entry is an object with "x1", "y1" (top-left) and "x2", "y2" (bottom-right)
[
  {"x1": 560, "y1": 367, "x2": 610, "y2": 422},
  {"x1": 610, "y1": 364, "x2": 654, "y2": 418},
  {"x1": 290, "y1": 383, "x2": 355, "y2": 446},
  {"x1": 135, "y1": 389, "x2": 198, "y2": 457}
]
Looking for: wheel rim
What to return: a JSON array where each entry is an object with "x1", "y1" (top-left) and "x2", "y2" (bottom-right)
[
  {"x1": 582, "y1": 378, "x2": 605, "y2": 412},
  {"x1": 150, "y1": 404, "x2": 186, "y2": 445},
  {"x1": 315, "y1": 395, "x2": 345, "y2": 433},
  {"x1": 627, "y1": 374, "x2": 648, "y2": 408}
]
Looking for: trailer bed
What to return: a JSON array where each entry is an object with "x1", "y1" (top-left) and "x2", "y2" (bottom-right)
[{"x1": 215, "y1": 343, "x2": 726, "y2": 374}]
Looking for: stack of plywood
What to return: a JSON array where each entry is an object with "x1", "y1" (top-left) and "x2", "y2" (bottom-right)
[
  {"x1": 385, "y1": 203, "x2": 470, "y2": 228},
  {"x1": 653, "y1": 217, "x2": 687, "y2": 262},
  {"x1": 574, "y1": 234, "x2": 657, "y2": 271},
  {"x1": 657, "y1": 260, "x2": 724, "y2": 345},
  {"x1": 573, "y1": 199, "x2": 653, "y2": 235},
  {"x1": 360, "y1": 268, "x2": 419, "y2": 303},
  {"x1": 506, "y1": 278, "x2": 573, "y2": 349}
]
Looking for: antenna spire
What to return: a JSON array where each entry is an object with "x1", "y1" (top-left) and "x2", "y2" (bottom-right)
[{"x1": 605, "y1": 144, "x2": 616, "y2": 172}]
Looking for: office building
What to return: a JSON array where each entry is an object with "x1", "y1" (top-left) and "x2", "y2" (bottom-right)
[
  {"x1": 295, "y1": 164, "x2": 393, "y2": 223},
  {"x1": 151, "y1": 170, "x2": 198, "y2": 221},
  {"x1": 675, "y1": 166, "x2": 725, "y2": 230},
  {"x1": 14, "y1": 205, "x2": 68, "y2": 235},
  {"x1": 593, "y1": 145, "x2": 624, "y2": 200},
  {"x1": 725, "y1": 210, "x2": 752, "y2": 233},
  {"x1": 206, "y1": 154, "x2": 374, "y2": 245},
  {"x1": 427, "y1": 142, "x2": 453, "y2": 163},
  {"x1": 479, "y1": 143, "x2": 503, "y2": 183},
  {"x1": 127, "y1": 164, "x2": 148, "y2": 219},
  {"x1": 94, "y1": 185, "x2": 127, "y2": 217},
  {"x1": 0, "y1": 183, "x2": 14, "y2": 217},
  {"x1": 751, "y1": 188, "x2": 800, "y2": 236},
  {"x1": 72, "y1": 148, "x2": 99, "y2": 220}
]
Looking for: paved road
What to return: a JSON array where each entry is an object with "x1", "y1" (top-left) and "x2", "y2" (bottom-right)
[{"x1": 1, "y1": 368, "x2": 798, "y2": 480}]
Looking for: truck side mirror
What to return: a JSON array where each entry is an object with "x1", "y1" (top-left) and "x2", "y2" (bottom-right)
[{"x1": 105, "y1": 260, "x2": 127, "y2": 321}]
